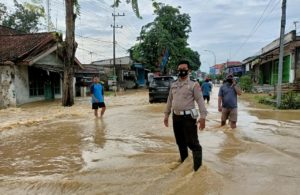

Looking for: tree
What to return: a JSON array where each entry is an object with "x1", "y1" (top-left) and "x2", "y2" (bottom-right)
[
  {"x1": 0, "y1": 0, "x2": 45, "y2": 33},
  {"x1": 62, "y1": 0, "x2": 78, "y2": 106},
  {"x1": 0, "y1": 3, "x2": 7, "y2": 22},
  {"x1": 130, "y1": 2, "x2": 201, "y2": 73},
  {"x1": 62, "y1": 0, "x2": 141, "y2": 106},
  {"x1": 113, "y1": 0, "x2": 141, "y2": 18}
]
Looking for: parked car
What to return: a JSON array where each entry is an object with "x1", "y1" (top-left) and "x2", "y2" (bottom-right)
[{"x1": 149, "y1": 76, "x2": 174, "y2": 103}]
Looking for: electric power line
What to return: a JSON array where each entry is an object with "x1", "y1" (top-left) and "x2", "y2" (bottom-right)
[
  {"x1": 232, "y1": 0, "x2": 281, "y2": 59},
  {"x1": 116, "y1": 42, "x2": 129, "y2": 52}
]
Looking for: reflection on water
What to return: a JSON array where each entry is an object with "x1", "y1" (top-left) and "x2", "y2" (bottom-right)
[
  {"x1": 0, "y1": 88, "x2": 300, "y2": 194},
  {"x1": 94, "y1": 118, "x2": 106, "y2": 148}
]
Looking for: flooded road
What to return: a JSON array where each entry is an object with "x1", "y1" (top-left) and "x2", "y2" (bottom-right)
[{"x1": 0, "y1": 88, "x2": 300, "y2": 194}]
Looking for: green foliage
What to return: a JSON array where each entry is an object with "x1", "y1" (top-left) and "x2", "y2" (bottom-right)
[
  {"x1": 0, "y1": 3, "x2": 7, "y2": 22},
  {"x1": 113, "y1": 0, "x2": 141, "y2": 19},
  {"x1": 239, "y1": 75, "x2": 253, "y2": 92},
  {"x1": 258, "y1": 96, "x2": 276, "y2": 107},
  {"x1": 0, "y1": 0, "x2": 45, "y2": 33},
  {"x1": 258, "y1": 92, "x2": 300, "y2": 109},
  {"x1": 74, "y1": 0, "x2": 81, "y2": 16},
  {"x1": 207, "y1": 74, "x2": 215, "y2": 80},
  {"x1": 216, "y1": 74, "x2": 224, "y2": 81},
  {"x1": 129, "y1": 3, "x2": 200, "y2": 72},
  {"x1": 279, "y1": 91, "x2": 300, "y2": 109}
]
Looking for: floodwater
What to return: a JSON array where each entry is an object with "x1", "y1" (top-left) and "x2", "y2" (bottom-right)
[{"x1": 0, "y1": 87, "x2": 300, "y2": 195}]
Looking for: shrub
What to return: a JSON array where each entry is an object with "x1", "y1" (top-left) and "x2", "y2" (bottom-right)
[
  {"x1": 258, "y1": 91, "x2": 300, "y2": 109},
  {"x1": 258, "y1": 96, "x2": 276, "y2": 106},
  {"x1": 279, "y1": 91, "x2": 300, "y2": 109},
  {"x1": 239, "y1": 75, "x2": 253, "y2": 92}
]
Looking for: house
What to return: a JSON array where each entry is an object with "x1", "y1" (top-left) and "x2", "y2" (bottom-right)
[
  {"x1": 242, "y1": 55, "x2": 261, "y2": 84},
  {"x1": 132, "y1": 62, "x2": 150, "y2": 87},
  {"x1": 74, "y1": 64, "x2": 106, "y2": 95},
  {"x1": 0, "y1": 26, "x2": 82, "y2": 108},
  {"x1": 92, "y1": 56, "x2": 141, "y2": 89},
  {"x1": 209, "y1": 64, "x2": 224, "y2": 75},
  {"x1": 243, "y1": 30, "x2": 300, "y2": 85},
  {"x1": 0, "y1": 25, "x2": 21, "y2": 35},
  {"x1": 224, "y1": 61, "x2": 244, "y2": 76}
]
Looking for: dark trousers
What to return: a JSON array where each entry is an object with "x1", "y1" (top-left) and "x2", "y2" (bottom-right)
[
  {"x1": 203, "y1": 95, "x2": 210, "y2": 103},
  {"x1": 172, "y1": 114, "x2": 202, "y2": 166}
]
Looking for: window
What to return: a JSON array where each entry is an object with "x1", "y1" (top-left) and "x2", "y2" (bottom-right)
[
  {"x1": 28, "y1": 67, "x2": 61, "y2": 96},
  {"x1": 28, "y1": 67, "x2": 45, "y2": 96},
  {"x1": 52, "y1": 72, "x2": 61, "y2": 94}
]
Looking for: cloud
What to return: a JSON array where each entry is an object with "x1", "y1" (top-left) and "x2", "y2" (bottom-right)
[{"x1": 2, "y1": 0, "x2": 299, "y2": 72}]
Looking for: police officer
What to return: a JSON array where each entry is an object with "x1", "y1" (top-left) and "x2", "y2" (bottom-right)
[{"x1": 164, "y1": 60, "x2": 207, "y2": 171}]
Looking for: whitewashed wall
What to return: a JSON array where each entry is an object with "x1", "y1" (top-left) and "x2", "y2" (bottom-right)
[{"x1": 0, "y1": 65, "x2": 16, "y2": 108}]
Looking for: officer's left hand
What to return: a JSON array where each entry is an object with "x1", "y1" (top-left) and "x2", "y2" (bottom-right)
[
  {"x1": 164, "y1": 116, "x2": 169, "y2": 127},
  {"x1": 198, "y1": 118, "x2": 205, "y2": 130}
]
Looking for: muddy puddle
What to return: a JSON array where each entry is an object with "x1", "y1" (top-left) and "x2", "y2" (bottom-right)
[{"x1": 0, "y1": 88, "x2": 300, "y2": 194}]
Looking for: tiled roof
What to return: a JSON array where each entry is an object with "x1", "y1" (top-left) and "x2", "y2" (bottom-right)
[
  {"x1": 225, "y1": 61, "x2": 242, "y2": 67},
  {"x1": 0, "y1": 32, "x2": 60, "y2": 63},
  {"x1": 214, "y1": 64, "x2": 224, "y2": 69},
  {"x1": 75, "y1": 64, "x2": 103, "y2": 73},
  {"x1": 0, "y1": 26, "x2": 82, "y2": 68},
  {"x1": 0, "y1": 26, "x2": 20, "y2": 35}
]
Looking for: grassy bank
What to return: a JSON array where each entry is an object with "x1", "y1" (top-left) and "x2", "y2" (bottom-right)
[
  {"x1": 240, "y1": 92, "x2": 300, "y2": 110},
  {"x1": 240, "y1": 93, "x2": 274, "y2": 109}
]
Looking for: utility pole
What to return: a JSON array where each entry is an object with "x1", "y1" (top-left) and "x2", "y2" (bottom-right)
[
  {"x1": 294, "y1": 21, "x2": 299, "y2": 31},
  {"x1": 276, "y1": 0, "x2": 287, "y2": 108},
  {"x1": 204, "y1": 49, "x2": 216, "y2": 66},
  {"x1": 46, "y1": 0, "x2": 51, "y2": 31},
  {"x1": 89, "y1": 51, "x2": 94, "y2": 62},
  {"x1": 111, "y1": 3, "x2": 124, "y2": 93}
]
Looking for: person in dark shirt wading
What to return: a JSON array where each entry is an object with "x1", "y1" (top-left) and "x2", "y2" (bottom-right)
[{"x1": 218, "y1": 74, "x2": 242, "y2": 129}]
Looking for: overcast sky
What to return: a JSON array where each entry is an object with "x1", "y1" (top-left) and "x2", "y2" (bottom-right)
[{"x1": 1, "y1": 0, "x2": 299, "y2": 73}]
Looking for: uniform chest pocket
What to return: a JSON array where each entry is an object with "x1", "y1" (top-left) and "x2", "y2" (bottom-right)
[
  {"x1": 183, "y1": 90, "x2": 192, "y2": 97},
  {"x1": 171, "y1": 86, "x2": 178, "y2": 94},
  {"x1": 181, "y1": 86, "x2": 193, "y2": 97}
]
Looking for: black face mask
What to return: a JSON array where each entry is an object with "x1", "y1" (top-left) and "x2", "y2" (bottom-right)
[
  {"x1": 227, "y1": 78, "x2": 233, "y2": 84},
  {"x1": 178, "y1": 70, "x2": 188, "y2": 78}
]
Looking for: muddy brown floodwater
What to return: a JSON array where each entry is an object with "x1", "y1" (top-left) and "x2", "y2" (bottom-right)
[{"x1": 0, "y1": 87, "x2": 300, "y2": 195}]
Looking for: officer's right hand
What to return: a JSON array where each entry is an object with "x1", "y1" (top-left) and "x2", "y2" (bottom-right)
[
  {"x1": 198, "y1": 118, "x2": 205, "y2": 130},
  {"x1": 164, "y1": 116, "x2": 169, "y2": 127}
]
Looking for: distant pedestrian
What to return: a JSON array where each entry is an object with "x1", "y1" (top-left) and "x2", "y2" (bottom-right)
[
  {"x1": 201, "y1": 79, "x2": 212, "y2": 104},
  {"x1": 218, "y1": 74, "x2": 242, "y2": 128},
  {"x1": 91, "y1": 76, "x2": 106, "y2": 118},
  {"x1": 164, "y1": 60, "x2": 207, "y2": 171}
]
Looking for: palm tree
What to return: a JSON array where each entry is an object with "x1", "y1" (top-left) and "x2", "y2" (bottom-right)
[
  {"x1": 114, "y1": 0, "x2": 141, "y2": 19},
  {"x1": 62, "y1": 0, "x2": 141, "y2": 106}
]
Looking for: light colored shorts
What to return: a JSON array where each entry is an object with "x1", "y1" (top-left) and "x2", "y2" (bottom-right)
[{"x1": 221, "y1": 108, "x2": 238, "y2": 122}]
